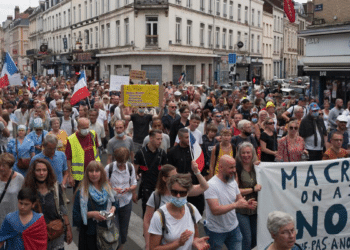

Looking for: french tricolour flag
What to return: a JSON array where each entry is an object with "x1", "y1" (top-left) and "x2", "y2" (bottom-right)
[
  {"x1": 189, "y1": 132, "x2": 205, "y2": 172},
  {"x1": 70, "y1": 70, "x2": 90, "y2": 105},
  {"x1": 30, "y1": 76, "x2": 37, "y2": 88}
]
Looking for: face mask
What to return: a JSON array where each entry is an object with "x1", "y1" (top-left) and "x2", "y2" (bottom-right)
[
  {"x1": 252, "y1": 118, "x2": 258, "y2": 124},
  {"x1": 311, "y1": 112, "x2": 319, "y2": 118},
  {"x1": 244, "y1": 131, "x2": 252, "y2": 136},
  {"x1": 170, "y1": 196, "x2": 188, "y2": 208},
  {"x1": 138, "y1": 108, "x2": 145, "y2": 113},
  {"x1": 116, "y1": 132, "x2": 125, "y2": 138},
  {"x1": 80, "y1": 128, "x2": 89, "y2": 136}
]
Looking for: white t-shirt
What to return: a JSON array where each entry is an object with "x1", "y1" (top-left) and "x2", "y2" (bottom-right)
[
  {"x1": 175, "y1": 128, "x2": 203, "y2": 144},
  {"x1": 146, "y1": 191, "x2": 172, "y2": 209},
  {"x1": 148, "y1": 203, "x2": 201, "y2": 250},
  {"x1": 204, "y1": 176, "x2": 240, "y2": 233},
  {"x1": 90, "y1": 122, "x2": 106, "y2": 146},
  {"x1": 97, "y1": 109, "x2": 107, "y2": 126},
  {"x1": 60, "y1": 118, "x2": 78, "y2": 136},
  {"x1": 105, "y1": 162, "x2": 137, "y2": 207}
]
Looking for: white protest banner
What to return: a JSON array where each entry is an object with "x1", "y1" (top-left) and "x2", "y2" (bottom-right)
[
  {"x1": 8, "y1": 73, "x2": 22, "y2": 86},
  {"x1": 110, "y1": 75, "x2": 129, "y2": 91},
  {"x1": 47, "y1": 69, "x2": 55, "y2": 75},
  {"x1": 256, "y1": 159, "x2": 350, "y2": 250}
]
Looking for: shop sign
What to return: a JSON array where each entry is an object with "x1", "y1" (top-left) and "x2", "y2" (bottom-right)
[
  {"x1": 75, "y1": 53, "x2": 92, "y2": 61},
  {"x1": 315, "y1": 4, "x2": 323, "y2": 11},
  {"x1": 320, "y1": 71, "x2": 327, "y2": 76},
  {"x1": 307, "y1": 38, "x2": 320, "y2": 44}
]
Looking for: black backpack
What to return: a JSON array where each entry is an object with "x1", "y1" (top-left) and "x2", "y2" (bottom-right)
[{"x1": 156, "y1": 203, "x2": 196, "y2": 235}]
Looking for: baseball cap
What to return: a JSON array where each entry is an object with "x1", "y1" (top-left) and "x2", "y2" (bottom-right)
[
  {"x1": 309, "y1": 102, "x2": 320, "y2": 111},
  {"x1": 337, "y1": 115, "x2": 348, "y2": 123},
  {"x1": 33, "y1": 118, "x2": 43, "y2": 129},
  {"x1": 174, "y1": 91, "x2": 181, "y2": 96},
  {"x1": 266, "y1": 101, "x2": 275, "y2": 108}
]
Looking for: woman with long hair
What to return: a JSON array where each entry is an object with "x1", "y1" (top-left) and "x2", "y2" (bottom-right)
[
  {"x1": 276, "y1": 119, "x2": 307, "y2": 162},
  {"x1": 148, "y1": 173, "x2": 210, "y2": 250},
  {"x1": 235, "y1": 142, "x2": 262, "y2": 250},
  {"x1": 23, "y1": 158, "x2": 73, "y2": 249},
  {"x1": 73, "y1": 161, "x2": 117, "y2": 250},
  {"x1": 48, "y1": 117, "x2": 68, "y2": 152},
  {"x1": 143, "y1": 163, "x2": 209, "y2": 250}
]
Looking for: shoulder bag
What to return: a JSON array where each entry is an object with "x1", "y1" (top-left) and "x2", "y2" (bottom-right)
[
  {"x1": 0, "y1": 170, "x2": 14, "y2": 204},
  {"x1": 46, "y1": 182, "x2": 65, "y2": 241},
  {"x1": 16, "y1": 139, "x2": 31, "y2": 170}
]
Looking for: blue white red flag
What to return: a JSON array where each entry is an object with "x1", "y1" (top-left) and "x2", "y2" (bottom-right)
[
  {"x1": 178, "y1": 72, "x2": 185, "y2": 83},
  {"x1": 70, "y1": 70, "x2": 90, "y2": 105},
  {"x1": 1, "y1": 52, "x2": 18, "y2": 77},
  {"x1": 189, "y1": 132, "x2": 205, "y2": 171}
]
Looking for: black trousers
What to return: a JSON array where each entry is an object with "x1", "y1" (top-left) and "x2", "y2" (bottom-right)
[
  {"x1": 307, "y1": 150, "x2": 323, "y2": 161},
  {"x1": 141, "y1": 187, "x2": 154, "y2": 218}
]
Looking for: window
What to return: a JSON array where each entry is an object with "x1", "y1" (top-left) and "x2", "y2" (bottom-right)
[
  {"x1": 229, "y1": 29, "x2": 233, "y2": 48},
  {"x1": 244, "y1": 6, "x2": 248, "y2": 24},
  {"x1": 116, "y1": 0, "x2": 120, "y2": 8},
  {"x1": 187, "y1": 0, "x2": 191, "y2": 8},
  {"x1": 222, "y1": 28, "x2": 226, "y2": 48},
  {"x1": 200, "y1": 23, "x2": 205, "y2": 46},
  {"x1": 101, "y1": 25, "x2": 105, "y2": 47},
  {"x1": 59, "y1": 13, "x2": 61, "y2": 28},
  {"x1": 52, "y1": 16, "x2": 55, "y2": 29},
  {"x1": 68, "y1": 9, "x2": 71, "y2": 25},
  {"x1": 116, "y1": 20, "x2": 120, "y2": 45},
  {"x1": 251, "y1": 34, "x2": 254, "y2": 52},
  {"x1": 216, "y1": 0, "x2": 220, "y2": 15},
  {"x1": 90, "y1": 28, "x2": 93, "y2": 47},
  {"x1": 107, "y1": 0, "x2": 110, "y2": 11},
  {"x1": 215, "y1": 27, "x2": 220, "y2": 48},
  {"x1": 277, "y1": 37, "x2": 279, "y2": 53},
  {"x1": 251, "y1": 9, "x2": 254, "y2": 26},
  {"x1": 68, "y1": 34, "x2": 71, "y2": 49},
  {"x1": 208, "y1": 0, "x2": 213, "y2": 13},
  {"x1": 274, "y1": 15, "x2": 276, "y2": 31},
  {"x1": 125, "y1": 0, "x2": 128, "y2": 4},
  {"x1": 237, "y1": 4, "x2": 241, "y2": 22},
  {"x1": 277, "y1": 17, "x2": 280, "y2": 32},
  {"x1": 258, "y1": 11, "x2": 261, "y2": 27},
  {"x1": 208, "y1": 25, "x2": 212, "y2": 46},
  {"x1": 78, "y1": 5, "x2": 81, "y2": 22},
  {"x1": 146, "y1": 17, "x2": 158, "y2": 46},
  {"x1": 106, "y1": 23, "x2": 110, "y2": 47},
  {"x1": 56, "y1": 14, "x2": 58, "y2": 29},
  {"x1": 63, "y1": 12, "x2": 66, "y2": 27},
  {"x1": 85, "y1": 1, "x2": 87, "y2": 20},
  {"x1": 95, "y1": 0, "x2": 98, "y2": 16},
  {"x1": 73, "y1": 33, "x2": 76, "y2": 47},
  {"x1": 244, "y1": 32, "x2": 248, "y2": 50},
  {"x1": 90, "y1": 0, "x2": 92, "y2": 18},
  {"x1": 186, "y1": 20, "x2": 192, "y2": 45},
  {"x1": 229, "y1": 1, "x2": 233, "y2": 19},
  {"x1": 223, "y1": 0, "x2": 227, "y2": 17},
  {"x1": 125, "y1": 18, "x2": 129, "y2": 45},
  {"x1": 175, "y1": 18, "x2": 181, "y2": 43},
  {"x1": 200, "y1": 0, "x2": 205, "y2": 11},
  {"x1": 257, "y1": 35, "x2": 260, "y2": 53},
  {"x1": 84, "y1": 29, "x2": 89, "y2": 44},
  {"x1": 237, "y1": 31, "x2": 241, "y2": 44},
  {"x1": 101, "y1": 0, "x2": 104, "y2": 13},
  {"x1": 274, "y1": 36, "x2": 276, "y2": 53},
  {"x1": 95, "y1": 26, "x2": 98, "y2": 47}
]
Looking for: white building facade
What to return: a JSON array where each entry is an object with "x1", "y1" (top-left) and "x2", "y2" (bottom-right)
[{"x1": 262, "y1": 11, "x2": 273, "y2": 81}]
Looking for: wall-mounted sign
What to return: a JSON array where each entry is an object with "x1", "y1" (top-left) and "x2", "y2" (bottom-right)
[{"x1": 315, "y1": 4, "x2": 323, "y2": 12}]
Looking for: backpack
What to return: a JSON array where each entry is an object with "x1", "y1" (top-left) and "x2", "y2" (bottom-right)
[
  {"x1": 153, "y1": 190, "x2": 162, "y2": 210},
  {"x1": 156, "y1": 203, "x2": 196, "y2": 235},
  {"x1": 108, "y1": 162, "x2": 133, "y2": 186}
]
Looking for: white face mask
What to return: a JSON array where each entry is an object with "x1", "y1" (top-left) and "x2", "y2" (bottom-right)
[{"x1": 80, "y1": 128, "x2": 89, "y2": 136}]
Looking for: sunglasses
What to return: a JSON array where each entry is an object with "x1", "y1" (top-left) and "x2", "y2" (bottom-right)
[
  {"x1": 169, "y1": 106, "x2": 177, "y2": 108},
  {"x1": 289, "y1": 126, "x2": 298, "y2": 130},
  {"x1": 170, "y1": 189, "x2": 188, "y2": 197},
  {"x1": 216, "y1": 115, "x2": 222, "y2": 118},
  {"x1": 266, "y1": 122, "x2": 274, "y2": 125}
]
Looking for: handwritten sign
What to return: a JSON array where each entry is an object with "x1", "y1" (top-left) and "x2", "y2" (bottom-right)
[
  {"x1": 129, "y1": 70, "x2": 146, "y2": 81},
  {"x1": 256, "y1": 159, "x2": 350, "y2": 250},
  {"x1": 47, "y1": 69, "x2": 55, "y2": 75},
  {"x1": 122, "y1": 85, "x2": 163, "y2": 107},
  {"x1": 110, "y1": 75, "x2": 129, "y2": 91}
]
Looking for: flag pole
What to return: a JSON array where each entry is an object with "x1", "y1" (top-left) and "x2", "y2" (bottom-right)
[{"x1": 189, "y1": 132, "x2": 194, "y2": 160}]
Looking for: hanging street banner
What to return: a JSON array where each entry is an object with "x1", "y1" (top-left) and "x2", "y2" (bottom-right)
[
  {"x1": 121, "y1": 85, "x2": 164, "y2": 107},
  {"x1": 256, "y1": 159, "x2": 350, "y2": 250}
]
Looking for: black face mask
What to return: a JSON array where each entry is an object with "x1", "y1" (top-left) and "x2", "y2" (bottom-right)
[{"x1": 244, "y1": 131, "x2": 252, "y2": 136}]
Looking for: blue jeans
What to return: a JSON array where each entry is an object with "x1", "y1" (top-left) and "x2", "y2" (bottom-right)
[
  {"x1": 204, "y1": 224, "x2": 242, "y2": 250},
  {"x1": 236, "y1": 213, "x2": 257, "y2": 250}
]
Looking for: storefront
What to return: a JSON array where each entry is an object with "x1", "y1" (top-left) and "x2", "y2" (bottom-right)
[{"x1": 71, "y1": 50, "x2": 99, "y2": 81}]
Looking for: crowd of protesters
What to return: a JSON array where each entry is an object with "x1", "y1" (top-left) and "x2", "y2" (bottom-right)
[{"x1": 0, "y1": 74, "x2": 345, "y2": 250}]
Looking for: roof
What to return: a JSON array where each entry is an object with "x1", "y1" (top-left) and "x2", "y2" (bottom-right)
[{"x1": 299, "y1": 25, "x2": 350, "y2": 36}]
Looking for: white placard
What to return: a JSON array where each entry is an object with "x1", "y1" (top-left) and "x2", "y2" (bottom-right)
[
  {"x1": 110, "y1": 75, "x2": 129, "y2": 91},
  {"x1": 8, "y1": 73, "x2": 22, "y2": 86},
  {"x1": 47, "y1": 69, "x2": 55, "y2": 75},
  {"x1": 116, "y1": 68, "x2": 130, "y2": 76},
  {"x1": 256, "y1": 159, "x2": 350, "y2": 250}
]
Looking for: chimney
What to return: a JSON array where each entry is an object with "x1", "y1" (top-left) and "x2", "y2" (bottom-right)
[
  {"x1": 7, "y1": 15, "x2": 13, "y2": 21},
  {"x1": 14, "y1": 6, "x2": 20, "y2": 19}
]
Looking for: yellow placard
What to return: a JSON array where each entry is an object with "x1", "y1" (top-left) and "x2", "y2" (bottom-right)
[{"x1": 122, "y1": 85, "x2": 161, "y2": 107}]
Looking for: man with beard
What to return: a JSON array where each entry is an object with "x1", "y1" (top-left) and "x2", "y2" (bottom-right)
[{"x1": 204, "y1": 155, "x2": 257, "y2": 249}]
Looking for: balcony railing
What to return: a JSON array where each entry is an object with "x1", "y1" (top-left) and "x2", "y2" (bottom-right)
[
  {"x1": 146, "y1": 35, "x2": 158, "y2": 47},
  {"x1": 135, "y1": 0, "x2": 168, "y2": 9}
]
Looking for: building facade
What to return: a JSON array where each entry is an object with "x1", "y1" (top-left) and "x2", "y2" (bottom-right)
[
  {"x1": 262, "y1": 11, "x2": 273, "y2": 81},
  {"x1": 299, "y1": 0, "x2": 350, "y2": 105}
]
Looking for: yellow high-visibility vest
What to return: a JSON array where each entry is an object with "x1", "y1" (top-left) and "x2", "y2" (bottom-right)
[{"x1": 68, "y1": 130, "x2": 100, "y2": 181}]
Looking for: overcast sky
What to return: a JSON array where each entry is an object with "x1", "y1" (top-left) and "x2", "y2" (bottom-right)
[{"x1": 0, "y1": 0, "x2": 310, "y2": 26}]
